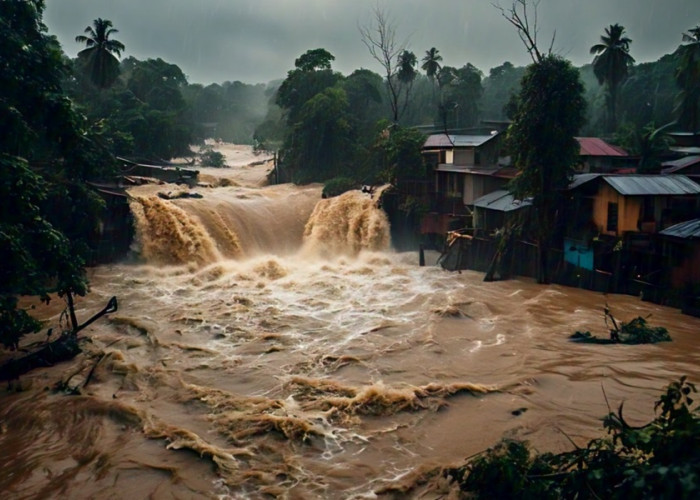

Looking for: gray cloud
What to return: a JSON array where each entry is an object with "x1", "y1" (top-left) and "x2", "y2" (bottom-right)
[{"x1": 44, "y1": 0, "x2": 699, "y2": 84}]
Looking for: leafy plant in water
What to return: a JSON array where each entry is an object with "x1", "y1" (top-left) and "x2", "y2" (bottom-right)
[
  {"x1": 571, "y1": 307, "x2": 671, "y2": 344},
  {"x1": 199, "y1": 147, "x2": 226, "y2": 168}
]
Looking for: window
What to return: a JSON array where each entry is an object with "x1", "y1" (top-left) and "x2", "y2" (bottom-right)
[{"x1": 607, "y1": 202, "x2": 618, "y2": 232}]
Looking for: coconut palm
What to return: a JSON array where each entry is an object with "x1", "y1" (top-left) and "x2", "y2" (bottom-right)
[
  {"x1": 675, "y1": 25, "x2": 700, "y2": 132},
  {"x1": 397, "y1": 50, "x2": 417, "y2": 84},
  {"x1": 421, "y1": 47, "x2": 442, "y2": 81},
  {"x1": 590, "y1": 24, "x2": 635, "y2": 132},
  {"x1": 75, "y1": 18, "x2": 125, "y2": 89},
  {"x1": 422, "y1": 47, "x2": 443, "y2": 103}
]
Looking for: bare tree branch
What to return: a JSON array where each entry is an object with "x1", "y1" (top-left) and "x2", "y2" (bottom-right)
[
  {"x1": 358, "y1": 6, "x2": 411, "y2": 123},
  {"x1": 493, "y1": 0, "x2": 553, "y2": 63}
]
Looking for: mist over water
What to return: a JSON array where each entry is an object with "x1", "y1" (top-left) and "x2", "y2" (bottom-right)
[{"x1": 3, "y1": 153, "x2": 700, "y2": 498}]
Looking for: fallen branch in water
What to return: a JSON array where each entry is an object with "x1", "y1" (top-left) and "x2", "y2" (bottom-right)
[{"x1": 0, "y1": 296, "x2": 118, "y2": 381}]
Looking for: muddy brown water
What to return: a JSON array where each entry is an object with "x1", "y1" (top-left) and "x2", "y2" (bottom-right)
[{"x1": 2, "y1": 177, "x2": 700, "y2": 499}]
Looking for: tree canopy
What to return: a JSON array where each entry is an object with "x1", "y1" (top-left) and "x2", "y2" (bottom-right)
[
  {"x1": 0, "y1": 0, "x2": 110, "y2": 348},
  {"x1": 508, "y1": 55, "x2": 586, "y2": 283},
  {"x1": 675, "y1": 24, "x2": 700, "y2": 132},
  {"x1": 75, "y1": 18, "x2": 125, "y2": 89}
]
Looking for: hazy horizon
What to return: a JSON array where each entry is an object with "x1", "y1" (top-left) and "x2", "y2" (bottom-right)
[{"x1": 45, "y1": 0, "x2": 699, "y2": 85}]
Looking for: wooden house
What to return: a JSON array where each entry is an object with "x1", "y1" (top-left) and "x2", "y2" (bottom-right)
[
  {"x1": 567, "y1": 174, "x2": 700, "y2": 238},
  {"x1": 421, "y1": 133, "x2": 509, "y2": 214}
]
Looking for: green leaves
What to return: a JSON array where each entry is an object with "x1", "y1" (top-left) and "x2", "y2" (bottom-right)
[{"x1": 1, "y1": 2, "x2": 101, "y2": 347}]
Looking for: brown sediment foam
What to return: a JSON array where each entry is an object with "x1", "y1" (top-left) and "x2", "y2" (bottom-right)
[
  {"x1": 302, "y1": 190, "x2": 391, "y2": 257},
  {"x1": 129, "y1": 195, "x2": 221, "y2": 266},
  {"x1": 288, "y1": 378, "x2": 497, "y2": 417},
  {"x1": 253, "y1": 259, "x2": 288, "y2": 280},
  {"x1": 142, "y1": 417, "x2": 251, "y2": 476},
  {"x1": 181, "y1": 381, "x2": 329, "y2": 443}
]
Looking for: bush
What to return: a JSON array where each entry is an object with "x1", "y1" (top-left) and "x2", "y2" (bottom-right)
[
  {"x1": 200, "y1": 148, "x2": 226, "y2": 167},
  {"x1": 322, "y1": 177, "x2": 357, "y2": 198}
]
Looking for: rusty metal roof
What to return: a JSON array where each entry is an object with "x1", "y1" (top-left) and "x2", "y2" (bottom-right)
[
  {"x1": 423, "y1": 133, "x2": 499, "y2": 149},
  {"x1": 576, "y1": 137, "x2": 628, "y2": 157},
  {"x1": 660, "y1": 219, "x2": 700, "y2": 240},
  {"x1": 473, "y1": 189, "x2": 532, "y2": 212},
  {"x1": 604, "y1": 175, "x2": 700, "y2": 195}
]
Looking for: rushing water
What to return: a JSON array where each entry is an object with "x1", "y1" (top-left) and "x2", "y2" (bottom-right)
[{"x1": 3, "y1": 151, "x2": 700, "y2": 498}]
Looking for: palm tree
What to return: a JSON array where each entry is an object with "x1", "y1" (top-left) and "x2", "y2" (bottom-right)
[
  {"x1": 75, "y1": 18, "x2": 125, "y2": 89},
  {"x1": 397, "y1": 50, "x2": 417, "y2": 83},
  {"x1": 675, "y1": 25, "x2": 700, "y2": 132},
  {"x1": 421, "y1": 47, "x2": 442, "y2": 82},
  {"x1": 422, "y1": 47, "x2": 443, "y2": 104},
  {"x1": 590, "y1": 24, "x2": 635, "y2": 133}
]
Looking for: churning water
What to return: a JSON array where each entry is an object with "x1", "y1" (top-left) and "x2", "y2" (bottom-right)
[{"x1": 3, "y1": 150, "x2": 700, "y2": 498}]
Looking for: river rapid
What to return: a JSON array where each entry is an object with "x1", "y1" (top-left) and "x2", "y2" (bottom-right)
[{"x1": 2, "y1": 146, "x2": 700, "y2": 499}]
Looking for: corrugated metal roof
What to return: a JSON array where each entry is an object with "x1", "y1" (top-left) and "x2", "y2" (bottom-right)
[
  {"x1": 423, "y1": 133, "x2": 499, "y2": 149},
  {"x1": 576, "y1": 137, "x2": 628, "y2": 157},
  {"x1": 473, "y1": 190, "x2": 532, "y2": 212},
  {"x1": 604, "y1": 175, "x2": 700, "y2": 195},
  {"x1": 660, "y1": 219, "x2": 700, "y2": 240},
  {"x1": 435, "y1": 165, "x2": 499, "y2": 174},
  {"x1": 671, "y1": 147, "x2": 700, "y2": 154},
  {"x1": 661, "y1": 155, "x2": 700, "y2": 174}
]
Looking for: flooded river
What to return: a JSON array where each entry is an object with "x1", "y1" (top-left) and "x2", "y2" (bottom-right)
[{"x1": 2, "y1": 146, "x2": 700, "y2": 498}]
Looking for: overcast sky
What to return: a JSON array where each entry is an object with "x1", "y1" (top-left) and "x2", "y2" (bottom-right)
[{"x1": 44, "y1": 0, "x2": 699, "y2": 86}]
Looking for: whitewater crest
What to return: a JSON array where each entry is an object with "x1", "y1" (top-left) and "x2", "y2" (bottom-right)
[
  {"x1": 129, "y1": 186, "x2": 391, "y2": 266},
  {"x1": 302, "y1": 190, "x2": 391, "y2": 257}
]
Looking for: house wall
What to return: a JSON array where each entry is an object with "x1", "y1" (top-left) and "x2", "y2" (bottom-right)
[
  {"x1": 463, "y1": 175, "x2": 507, "y2": 205},
  {"x1": 669, "y1": 243, "x2": 700, "y2": 289},
  {"x1": 593, "y1": 183, "x2": 641, "y2": 236},
  {"x1": 480, "y1": 137, "x2": 501, "y2": 167},
  {"x1": 474, "y1": 207, "x2": 505, "y2": 232},
  {"x1": 454, "y1": 149, "x2": 475, "y2": 165}
]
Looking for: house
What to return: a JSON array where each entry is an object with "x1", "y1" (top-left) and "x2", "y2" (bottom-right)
[
  {"x1": 567, "y1": 174, "x2": 700, "y2": 238},
  {"x1": 659, "y1": 219, "x2": 700, "y2": 290},
  {"x1": 575, "y1": 137, "x2": 631, "y2": 173},
  {"x1": 472, "y1": 189, "x2": 531, "y2": 234},
  {"x1": 421, "y1": 133, "x2": 508, "y2": 214}
]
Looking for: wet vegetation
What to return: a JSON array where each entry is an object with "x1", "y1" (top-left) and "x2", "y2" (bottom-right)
[
  {"x1": 571, "y1": 316, "x2": 672, "y2": 344},
  {"x1": 437, "y1": 377, "x2": 700, "y2": 499},
  {"x1": 571, "y1": 306, "x2": 672, "y2": 344}
]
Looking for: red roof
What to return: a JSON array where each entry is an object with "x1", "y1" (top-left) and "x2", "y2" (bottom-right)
[{"x1": 576, "y1": 137, "x2": 628, "y2": 157}]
